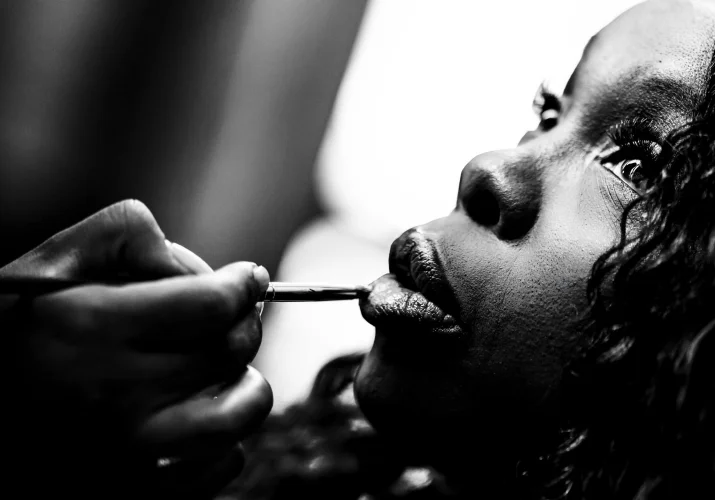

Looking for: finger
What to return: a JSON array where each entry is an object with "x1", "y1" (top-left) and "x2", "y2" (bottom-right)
[
  {"x1": 38, "y1": 262, "x2": 270, "y2": 350},
  {"x1": 8, "y1": 200, "x2": 194, "y2": 279},
  {"x1": 167, "y1": 241, "x2": 213, "y2": 275},
  {"x1": 226, "y1": 306, "x2": 263, "y2": 367},
  {"x1": 119, "y1": 262, "x2": 268, "y2": 349},
  {"x1": 138, "y1": 366, "x2": 272, "y2": 456}
]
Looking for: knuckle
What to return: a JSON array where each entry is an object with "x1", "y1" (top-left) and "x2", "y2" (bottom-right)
[
  {"x1": 83, "y1": 200, "x2": 158, "y2": 250},
  {"x1": 99, "y1": 199, "x2": 155, "y2": 235},
  {"x1": 113, "y1": 199, "x2": 157, "y2": 232},
  {"x1": 113, "y1": 198, "x2": 151, "y2": 219}
]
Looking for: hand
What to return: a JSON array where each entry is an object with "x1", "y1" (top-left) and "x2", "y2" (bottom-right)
[{"x1": 0, "y1": 200, "x2": 272, "y2": 499}]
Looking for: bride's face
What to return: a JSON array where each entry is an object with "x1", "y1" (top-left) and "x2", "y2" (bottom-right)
[{"x1": 355, "y1": 0, "x2": 715, "y2": 472}]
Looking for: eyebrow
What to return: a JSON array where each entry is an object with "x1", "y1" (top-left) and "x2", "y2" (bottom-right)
[
  {"x1": 583, "y1": 73, "x2": 700, "y2": 143},
  {"x1": 640, "y1": 75, "x2": 701, "y2": 112}
]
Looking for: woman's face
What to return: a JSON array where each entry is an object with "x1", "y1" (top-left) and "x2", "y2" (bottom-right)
[{"x1": 355, "y1": 0, "x2": 715, "y2": 473}]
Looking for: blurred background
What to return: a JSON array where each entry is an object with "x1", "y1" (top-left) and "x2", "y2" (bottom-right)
[{"x1": 0, "y1": 0, "x2": 640, "y2": 411}]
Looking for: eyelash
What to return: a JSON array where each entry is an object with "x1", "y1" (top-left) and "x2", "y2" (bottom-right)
[
  {"x1": 606, "y1": 121, "x2": 661, "y2": 165},
  {"x1": 532, "y1": 82, "x2": 561, "y2": 130},
  {"x1": 601, "y1": 120, "x2": 663, "y2": 194}
]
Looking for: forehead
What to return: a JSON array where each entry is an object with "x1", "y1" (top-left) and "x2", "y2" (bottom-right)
[{"x1": 568, "y1": 0, "x2": 715, "y2": 130}]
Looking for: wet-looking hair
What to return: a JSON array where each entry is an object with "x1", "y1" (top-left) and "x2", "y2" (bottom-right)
[{"x1": 529, "y1": 45, "x2": 715, "y2": 500}]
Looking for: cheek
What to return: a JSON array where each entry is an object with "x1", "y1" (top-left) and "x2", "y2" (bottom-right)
[
  {"x1": 462, "y1": 253, "x2": 587, "y2": 397},
  {"x1": 446, "y1": 217, "x2": 617, "y2": 404}
]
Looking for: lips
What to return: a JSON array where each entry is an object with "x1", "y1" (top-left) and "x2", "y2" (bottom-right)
[{"x1": 360, "y1": 229, "x2": 465, "y2": 338}]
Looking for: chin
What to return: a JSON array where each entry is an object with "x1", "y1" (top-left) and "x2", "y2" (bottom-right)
[
  {"x1": 355, "y1": 340, "x2": 484, "y2": 467},
  {"x1": 354, "y1": 333, "x2": 563, "y2": 477},
  {"x1": 354, "y1": 362, "x2": 510, "y2": 486}
]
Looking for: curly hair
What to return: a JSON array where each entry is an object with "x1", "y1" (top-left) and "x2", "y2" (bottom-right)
[{"x1": 528, "y1": 48, "x2": 715, "y2": 500}]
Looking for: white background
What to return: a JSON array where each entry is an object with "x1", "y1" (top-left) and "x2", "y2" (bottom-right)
[{"x1": 255, "y1": 0, "x2": 643, "y2": 411}]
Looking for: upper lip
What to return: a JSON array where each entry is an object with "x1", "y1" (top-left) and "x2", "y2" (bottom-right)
[{"x1": 389, "y1": 228, "x2": 461, "y2": 320}]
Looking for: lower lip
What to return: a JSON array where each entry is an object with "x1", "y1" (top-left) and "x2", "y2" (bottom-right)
[{"x1": 360, "y1": 274, "x2": 465, "y2": 338}]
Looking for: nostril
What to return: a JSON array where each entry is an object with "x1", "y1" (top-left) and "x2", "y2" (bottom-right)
[{"x1": 464, "y1": 187, "x2": 500, "y2": 227}]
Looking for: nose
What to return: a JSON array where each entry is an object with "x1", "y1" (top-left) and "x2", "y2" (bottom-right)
[{"x1": 457, "y1": 150, "x2": 542, "y2": 240}]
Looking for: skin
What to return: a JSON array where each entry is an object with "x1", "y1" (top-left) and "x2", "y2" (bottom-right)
[
  {"x1": 354, "y1": 0, "x2": 715, "y2": 490},
  {"x1": 1, "y1": 200, "x2": 272, "y2": 499}
]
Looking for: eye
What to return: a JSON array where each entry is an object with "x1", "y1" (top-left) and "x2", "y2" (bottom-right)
[
  {"x1": 600, "y1": 119, "x2": 664, "y2": 195},
  {"x1": 601, "y1": 157, "x2": 649, "y2": 193},
  {"x1": 532, "y1": 82, "x2": 561, "y2": 131},
  {"x1": 621, "y1": 159, "x2": 646, "y2": 187}
]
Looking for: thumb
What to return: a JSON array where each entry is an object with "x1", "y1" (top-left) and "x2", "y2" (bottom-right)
[{"x1": 2, "y1": 200, "x2": 211, "y2": 280}]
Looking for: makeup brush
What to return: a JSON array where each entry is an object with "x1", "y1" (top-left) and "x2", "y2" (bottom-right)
[{"x1": 0, "y1": 276, "x2": 371, "y2": 302}]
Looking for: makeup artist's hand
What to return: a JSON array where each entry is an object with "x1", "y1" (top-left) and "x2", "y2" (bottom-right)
[{"x1": 0, "y1": 200, "x2": 272, "y2": 500}]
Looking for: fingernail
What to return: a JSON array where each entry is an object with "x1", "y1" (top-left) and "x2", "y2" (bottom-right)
[
  {"x1": 252, "y1": 265, "x2": 270, "y2": 293},
  {"x1": 255, "y1": 301, "x2": 264, "y2": 317},
  {"x1": 167, "y1": 241, "x2": 213, "y2": 274}
]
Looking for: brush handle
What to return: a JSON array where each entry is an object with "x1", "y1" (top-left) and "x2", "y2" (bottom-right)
[{"x1": 0, "y1": 277, "x2": 371, "y2": 301}]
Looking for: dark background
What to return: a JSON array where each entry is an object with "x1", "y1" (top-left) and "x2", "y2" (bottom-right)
[{"x1": 0, "y1": 0, "x2": 368, "y2": 273}]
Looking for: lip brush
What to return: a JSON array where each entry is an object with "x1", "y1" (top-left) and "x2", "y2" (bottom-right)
[
  {"x1": 0, "y1": 277, "x2": 372, "y2": 301},
  {"x1": 263, "y1": 282, "x2": 371, "y2": 301}
]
